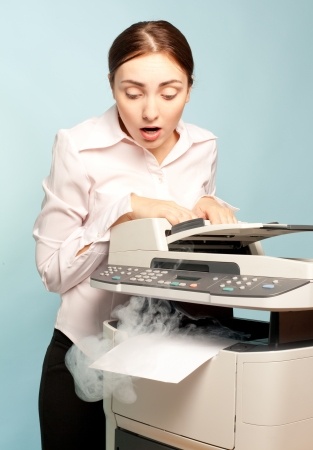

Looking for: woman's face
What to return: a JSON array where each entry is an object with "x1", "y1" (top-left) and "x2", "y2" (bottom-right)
[{"x1": 111, "y1": 52, "x2": 191, "y2": 162}]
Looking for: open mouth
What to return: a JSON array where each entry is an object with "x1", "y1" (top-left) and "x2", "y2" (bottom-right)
[
  {"x1": 140, "y1": 127, "x2": 162, "y2": 142},
  {"x1": 141, "y1": 127, "x2": 161, "y2": 133}
]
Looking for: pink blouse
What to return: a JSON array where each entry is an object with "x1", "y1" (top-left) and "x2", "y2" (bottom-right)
[{"x1": 33, "y1": 105, "x2": 229, "y2": 344}]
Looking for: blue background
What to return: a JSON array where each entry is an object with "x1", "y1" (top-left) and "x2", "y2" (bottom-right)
[{"x1": 1, "y1": 1, "x2": 312, "y2": 448}]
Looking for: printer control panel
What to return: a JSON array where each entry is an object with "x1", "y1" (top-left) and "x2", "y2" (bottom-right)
[{"x1": 91, "y1": 264, "x2": 309, "y2": 298}]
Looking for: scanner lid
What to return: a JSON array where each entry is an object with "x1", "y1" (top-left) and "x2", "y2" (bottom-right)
[{"x1": 167, "y1": 220, "x2": 313, "y2": 246}]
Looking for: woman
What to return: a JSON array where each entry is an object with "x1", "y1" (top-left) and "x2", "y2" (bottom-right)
[{"x1": 33, "y1": 20, "x2": 237, "y2": 450}]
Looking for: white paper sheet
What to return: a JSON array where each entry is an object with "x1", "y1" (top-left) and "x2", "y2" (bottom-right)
[{"x1": 90, "y1": 332, "x2": 236, "y2": 383}]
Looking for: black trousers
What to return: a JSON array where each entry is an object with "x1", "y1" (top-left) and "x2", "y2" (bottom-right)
[{"x1": 39, "y1": 329, "x2": 106, "y2": 450}]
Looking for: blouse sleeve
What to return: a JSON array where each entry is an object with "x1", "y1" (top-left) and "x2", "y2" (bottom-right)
[
  {"x1": 33, "y1": 130, "x2": 132, "y2": 295},
  {"x1": 198, "y1": 140, "x2": 239, "y2": 211}
]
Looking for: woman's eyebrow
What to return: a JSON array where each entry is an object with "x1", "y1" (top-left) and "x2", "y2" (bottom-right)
[
  {"x1": 121, "y1": 79, "x2": 144, "y2": 87},
  {"x1": 120, "y1": 79, "x2": 183, "y2": 87},
  {"x1": 159, "y1": 79, "x2": 183, "y2": 87}
]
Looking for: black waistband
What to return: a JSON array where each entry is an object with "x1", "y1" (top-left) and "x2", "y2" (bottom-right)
[{"x1": 53, "y1": 328, "x2": 73, "y2": 347}]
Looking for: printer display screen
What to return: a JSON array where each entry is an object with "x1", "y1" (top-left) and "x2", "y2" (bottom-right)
[{"x1": 176, "y1": 275, "x2": 201, "y2": 281}]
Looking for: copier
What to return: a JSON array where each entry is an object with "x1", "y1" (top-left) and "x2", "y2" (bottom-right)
[{"x1": 90, "y1": 218, "x2": 313, "y2": 450}]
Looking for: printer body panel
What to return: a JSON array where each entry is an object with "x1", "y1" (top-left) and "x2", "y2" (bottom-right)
[{"x1": 235, "y1": 345, "x2": 313, "y2": 450}]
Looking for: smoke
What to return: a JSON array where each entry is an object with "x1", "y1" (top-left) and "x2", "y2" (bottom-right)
[
  {"x1": 112, "y1": 296, "x2": 183, "y2": 336},
  {"x1": 65, "y1": 296, "x2": 245, "y2": 404},
  {"x1": 65, "y1": 335, "x2": 111, "y2": 402}
]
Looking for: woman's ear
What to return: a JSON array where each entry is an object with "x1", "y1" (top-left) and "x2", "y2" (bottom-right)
[
  {"x1": 185, "y1": 75, "x2": 194, "y2": 103},
  {"x1": 185, "y1": 86, "x2": 192, "y2": 104}
]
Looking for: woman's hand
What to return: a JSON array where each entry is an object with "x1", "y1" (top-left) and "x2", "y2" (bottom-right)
[
  {"x1": 192, "y1": 196, "x2": 237, "y2": 224},
  {"x1": 114, "y1": 194, "x2": 198, "y2": 226},
  {"x1": 113, "y1": 194, "x2": 237, "y2": 228},
  {"x1": 130, "y1": 194, "x2": 198, "y2": 225}
]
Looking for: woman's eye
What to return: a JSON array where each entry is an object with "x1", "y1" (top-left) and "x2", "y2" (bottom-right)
[
  {"x1": 161, "y1": 89, "x2": 178, "y2": 100},
  {"x1": 162, "y1": 94, "x2": 177, "y2": 100},
  {"x1": 126, "y1": 91, "x2": 141, "y2": 99}
]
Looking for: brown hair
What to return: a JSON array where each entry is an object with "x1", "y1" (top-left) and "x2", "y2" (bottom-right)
[{"x1": 108, "y1": 20, "x2": 194, "y2": 86}]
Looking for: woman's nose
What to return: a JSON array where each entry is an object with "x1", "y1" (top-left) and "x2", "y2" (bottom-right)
[{"x1": 142, "y1": 98, "x2": 159, "y2": 121}]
